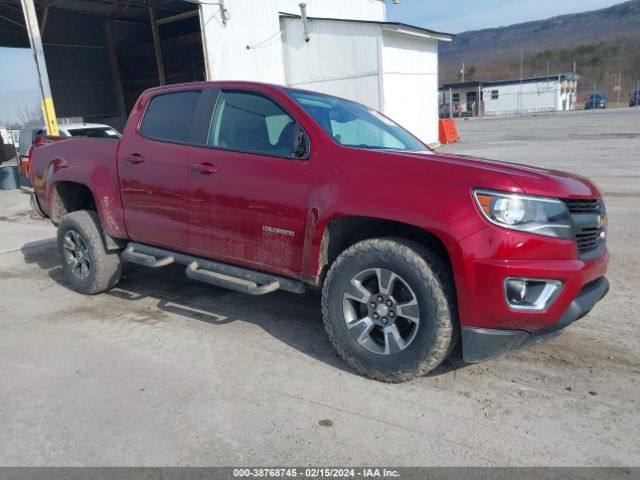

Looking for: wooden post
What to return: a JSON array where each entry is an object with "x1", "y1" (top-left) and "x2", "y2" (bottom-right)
[
  {"x1": 105, "y1": 21, "x2": 127, "y2": 116},
  {"x1": 147, "y1": 0, "x2": 166, "y2": 85}
]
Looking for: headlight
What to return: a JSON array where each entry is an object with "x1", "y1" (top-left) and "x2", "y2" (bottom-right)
[{"x1": 473, "y1": 189, "x2": 573, "y2": 239}]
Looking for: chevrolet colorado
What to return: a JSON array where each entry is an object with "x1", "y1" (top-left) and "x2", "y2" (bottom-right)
[{"x1": 29, "y1": 81, "x2": 609, "y2": 382}]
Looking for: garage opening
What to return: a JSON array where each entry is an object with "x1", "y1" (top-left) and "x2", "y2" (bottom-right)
[{"x1": 0, "y1": 0, "x2": 206, "y2": 131}]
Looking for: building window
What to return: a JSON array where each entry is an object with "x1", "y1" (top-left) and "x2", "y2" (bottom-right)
[{"x1": 491, "y1": 90, "x2": 499, "y2": 100}]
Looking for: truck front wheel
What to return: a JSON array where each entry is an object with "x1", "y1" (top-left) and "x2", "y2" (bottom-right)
[
  {"x1": 322, "y1": 238, "x2": 457, "y2": 382},
  {"x1": 57, "y1": 210, "x2": 122, "y2": 295}
]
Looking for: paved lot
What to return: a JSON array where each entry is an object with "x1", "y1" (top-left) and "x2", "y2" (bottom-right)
[{"x1": 1, "y1": 109, "x2": 638, "y2": 467}]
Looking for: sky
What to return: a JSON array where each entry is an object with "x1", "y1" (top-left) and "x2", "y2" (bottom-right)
[
  {"x1": 386, "y1": 0, "x2": 623, "y2": 33},
  {"x1": 0, "y1": 0, "x2": 626, "y2": 124},
  {"x1": 0, "y1": 47, "x2": 40, "y2": 126}
]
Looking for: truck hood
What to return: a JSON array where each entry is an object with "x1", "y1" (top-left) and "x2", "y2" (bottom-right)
[{"x1": 398, "y1": 150, "x2": 601, "y2": 199}]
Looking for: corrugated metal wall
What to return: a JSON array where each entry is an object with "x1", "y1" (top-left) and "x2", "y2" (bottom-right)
[
  {"x1": 381, "y1": 31, "x2": 439, "y2": 144},
  {"x1": 281, "y1": 18, "x2": 441, "y2": 144},
  {"x1": 43, "y1": 9, "x2": 119, "y2": 118},
  {"x1": 282, "y1": 19, "x2": 382, "y2": 110},
  {"x1": 1, "y1": 2, "x2": 204, "y2": 128}
]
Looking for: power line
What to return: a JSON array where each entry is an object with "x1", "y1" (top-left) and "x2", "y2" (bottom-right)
[{"x1": 246, "y1": 19, "x2": 295, "y2": 50}]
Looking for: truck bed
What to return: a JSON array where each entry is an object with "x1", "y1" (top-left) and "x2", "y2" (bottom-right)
[{"x1": 31, "y1": 136, "x2": 127, "y2": 239}]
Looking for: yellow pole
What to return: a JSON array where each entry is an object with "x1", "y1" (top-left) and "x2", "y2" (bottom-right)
[{"x1": 20, "y1": 0, "x2": 59, "y2": 136}]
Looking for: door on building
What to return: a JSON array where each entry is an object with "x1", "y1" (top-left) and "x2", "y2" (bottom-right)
[
  {"x1": 466, "y1": 91, "x2": 478, "y2": 115},
  {"x1": 187, "y1": 88, "x2": 312, "y2": 276},
  {"x1": 118, "y1": 88, "x2": 203, "y2": 250}
]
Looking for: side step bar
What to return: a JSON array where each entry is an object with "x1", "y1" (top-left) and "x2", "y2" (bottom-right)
[
  {"x1": 121, "y1": 242, "x2": 305, "y2": 296},
  {"x1": 121, "y1": 246, "x2": 175, "y2": 268},
  {"x1": 186, "y1": 262, "x2": 280, "y2": 295}
]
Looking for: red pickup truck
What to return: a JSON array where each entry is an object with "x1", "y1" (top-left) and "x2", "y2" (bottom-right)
[{"x1": 30, "y1": 81, "x2": 609, "y2": 382}]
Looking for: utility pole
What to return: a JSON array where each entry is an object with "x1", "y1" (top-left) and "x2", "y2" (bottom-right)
[
  {"x1": 617, "y1": 73, "x2": 621, "y2": 107},
  {"x1": 547, "y1": 61, "x2": 550, "y2": 84},
  {"x1": 20, "y1": 0, "x2": 59, "y2": 136},
  {"x1": 519, "y1": 46, "x2": 524, "y2": 115}
]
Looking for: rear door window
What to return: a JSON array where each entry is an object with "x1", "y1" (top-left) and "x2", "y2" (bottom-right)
[{"x1": 140, "y1": 90, "x2": 202, "y2": 143}]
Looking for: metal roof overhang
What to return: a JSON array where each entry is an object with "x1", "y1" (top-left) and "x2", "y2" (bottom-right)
[
  {"x1": 0, "y1": 0, "x2": 197, "y2": 48},
  {"x1": 279, "y1": 13, "x2": 454, "y2": 42}
]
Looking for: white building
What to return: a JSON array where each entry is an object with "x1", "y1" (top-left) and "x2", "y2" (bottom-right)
[
  {"x1": 0, "y1": 128, "x2": 19, "y2": 146},
  {"x1": 482, "y1": 74, "x2": 580, "y2": 116},
  {"x1": 440, "y1": 73, "x2": 580, "y2": 117},
  {"x1": 3, "y1": 0, "x2": 452, "y2": 145},
  {"x1": 200, "y1": 1, "x2": 453, "y2": 144}
]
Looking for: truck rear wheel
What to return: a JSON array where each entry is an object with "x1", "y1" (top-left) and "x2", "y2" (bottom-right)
[
  {"x1": 322, "y1": 238, "x2": 457, "y2": 382},
  {"x1": 57, "y1": 210, "x2": 121, "y2": 295}
]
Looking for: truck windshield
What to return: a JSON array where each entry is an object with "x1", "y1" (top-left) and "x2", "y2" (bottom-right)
[{"x1": 287, "y1": 89, "x2": 428, "y2": 152}]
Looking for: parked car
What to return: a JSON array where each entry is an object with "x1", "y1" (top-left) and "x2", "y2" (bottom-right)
[
  {"x1": 629, "y1": 90, "x2": 640, "y2": 107},
  {"x1": 18, "y1": 123, "x2": 121, "y2": 177},
  {"x1": 29, "y1": 82, "x2": 609, "y2": 382},
  {"x1": 584, "y1": 93, "x2": 607, "y2": 109}
]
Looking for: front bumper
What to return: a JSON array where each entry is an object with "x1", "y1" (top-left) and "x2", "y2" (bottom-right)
[
  {"x1": 462, "y1": 276, "x2": 609, "y2": 363},
  {"x1": 454, "y1": 224, "x2": 609, "y2": 331}
]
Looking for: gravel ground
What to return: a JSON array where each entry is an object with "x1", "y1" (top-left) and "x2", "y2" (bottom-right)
[{"x1": 0, "y1": 108, "x2": 638, "y2": 467}]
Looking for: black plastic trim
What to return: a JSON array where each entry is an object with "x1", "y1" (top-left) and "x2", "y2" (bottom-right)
[{"x1": 462, "y1": 276, "x2": 609, "y2": 363}]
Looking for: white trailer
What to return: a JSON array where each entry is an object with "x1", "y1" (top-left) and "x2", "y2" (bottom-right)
[{"x1": 482, "y1": 74, "x2": 580, "y2": 116}]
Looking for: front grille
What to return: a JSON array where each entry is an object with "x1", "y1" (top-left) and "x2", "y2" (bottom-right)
[
  {"x1": 575, "y1": 227, "x2": 602, "y2": 255},
  {"x1": 564, "y1": 198, "x2": 601, "y2": 214},
  {"x1": 563, "y1": 198, "x2": 605, "y2": 257}
]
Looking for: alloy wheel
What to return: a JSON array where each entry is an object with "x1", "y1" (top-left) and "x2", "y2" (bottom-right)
[
  {"x1": 62, "y1": 230, "x2": 91, "y2": 280},
  {"x1": 342, "y1": 268, "x2": 420, "y2": 355}
]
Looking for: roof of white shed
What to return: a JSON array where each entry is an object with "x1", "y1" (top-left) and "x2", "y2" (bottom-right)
[{"x1": 280, "y1": 13, "x2": 454, "y2": 41}]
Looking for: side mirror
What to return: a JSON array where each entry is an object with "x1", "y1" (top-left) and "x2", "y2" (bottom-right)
[{"x1": 293, "y1": 127, "x2": 310, "y2": 159}]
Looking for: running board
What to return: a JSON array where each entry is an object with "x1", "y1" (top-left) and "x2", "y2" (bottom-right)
[
  {"x1": 186, "y1": 262, "x2": 280, "y2": 295},
  {"x1": 121, "y1": 246, "x2": 175, "y2": 268},
  {"x1": 122, "y1": 242, "x2": 305, "y2": 295}
]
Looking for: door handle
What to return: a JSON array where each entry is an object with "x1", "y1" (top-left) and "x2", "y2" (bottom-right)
[
  {"x1": 192, "y1": 162, "x2": 219, "y2": 175},
  {"x1": 126, "y1": 153, "x2": 145, "y2": 164}
]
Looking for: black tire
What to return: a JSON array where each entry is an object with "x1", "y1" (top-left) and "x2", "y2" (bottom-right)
[
  {"x1": 322, "y1": 238, "x2": 457, "y2": 383},
  {"x1": 57, "y1": 210, "x2": 122, "y2": 295},
  {"x1": 30, "y1": 193, "x2": 46, "y2": 219}
]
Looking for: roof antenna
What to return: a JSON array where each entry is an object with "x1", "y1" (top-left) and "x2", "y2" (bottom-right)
[{"x1": 299, "y1": 3, "x2": 310, "y2": 42}]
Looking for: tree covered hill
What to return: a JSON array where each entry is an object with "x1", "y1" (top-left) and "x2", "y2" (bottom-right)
[{"x1": 439, "y1": 0, "x2": 640, "y2": 98}]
